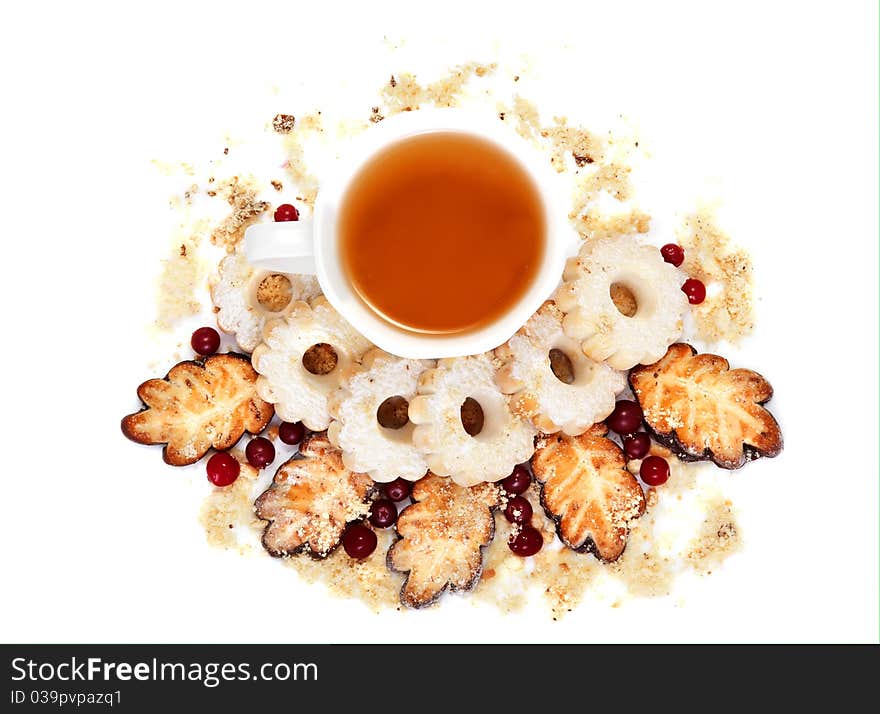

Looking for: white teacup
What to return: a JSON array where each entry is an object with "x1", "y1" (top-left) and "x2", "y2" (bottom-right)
[{"x1": 244, "y1": 109, "x2": 577, "y2": 358}]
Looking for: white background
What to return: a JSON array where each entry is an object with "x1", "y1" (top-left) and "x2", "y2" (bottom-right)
[{"x1": 1, "y1": 0, "x2": 877, "y2": 643}]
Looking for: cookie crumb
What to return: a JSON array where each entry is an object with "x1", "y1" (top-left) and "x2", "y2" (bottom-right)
[
  {"x1": 209, "y1": 176, "x2": 270, "y2": 251},
  {"x1": 677, "y1": 208, "x2": 754, "y2": 343},
  {"x1": 272, "y1": 114, "x2": 296, "y2": 134}
]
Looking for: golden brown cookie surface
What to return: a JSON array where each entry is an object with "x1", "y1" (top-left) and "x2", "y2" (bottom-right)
[
  {"x1": 254, "y1": 433, "x2": 374, "y2": 559},
  {"x1": 121, "y1": 353, "x2": 273, "y2": 466},
  {"x1": 531, "y1": 425, "x2": 645, "y2": 562},
  {"x1": 387, "y1": 474, "x2": 501, "y2": 608},
  {"x1": 629, "y1": 343, "x2": 782, "y2": 469}
]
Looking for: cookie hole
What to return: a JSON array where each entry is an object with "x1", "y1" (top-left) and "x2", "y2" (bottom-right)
[
  {"x1": 460, "y1": 397, "x2": 485, "y2": 437},
  {"x1": 376, "y1": 395, "x2": 410, "y2": 430},
  {"x1": 548, "y1": 348, "x2": 575, "y2": 384},
  {"x1": 610, "y1": 282, "x2": 638, "y2": 317},
  {"x1": 302, "y1": 343, "x2": 338, "y2": 375},
  {"x1": 256, "y1": 274, "x2": 293, "y2": 312}
]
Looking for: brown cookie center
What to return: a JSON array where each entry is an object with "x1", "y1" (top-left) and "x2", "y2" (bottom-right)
[
  {"x1": 460, "y1": 397, "x2": 485, "y2": 437},
  {"x1": 377, "y1": 396, "x2": 410, "y2": 429},
  {"x1": 548, "y1": 348, "x2": 576, "y2": 384},
  {"x1": 302, "y1": 343, "x2": 338, "y2": 375},
  {"x1": 610, "y1": 282, "x2": 638, "y2": 317},
  {"x1": 256, "y1": 274, "x2": 294, "y2": 312}
]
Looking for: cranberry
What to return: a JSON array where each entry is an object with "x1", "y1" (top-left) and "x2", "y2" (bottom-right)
[
  {"x1": 342, "y1": 524, "x2": 377, "y2": 559},
  {"x1": 508, "y1": 525, "x2": 543, "y2": 557},
  {"x1": 660, "y1": 243, "x2": 685, "y2": 267},
  {"x1": 206, "y1": 452, "x2": 240, "y2": 487},
  {"x1": 501, "y1": 464, "x2": 531, "y2": 495},
  {"x1": 369, "y1": 499, "x2": 397, "y2": 529},
  {"x1": 606, "y1": 400, "x2": 644, "y2": 435},
  {"x1": 623, "y1": 432, "x2": 651, "y2": 460},
  {"x1": 384, "y1": 478, "x2": 411, "y2": 502},
  {"x1": 245, "y1": 437, "x2": 275, "y2": 468},
  {"x1": 273, "y1": 203, "x2": 299, "y2": 222},
  {"x1": 278, "y1": 421, "x2": 305, "y2": 445},
  {"x1": 504, "y1": 496, "x2": 533, "y2": 524},
  {"x1": 640, "y1": 455, "x2": 670, "y2": 486},
  {"x1": 191, "y1": 326, "x2": 220, "y2": 356},
  {"x1": 682, "y1": 278, "x2": 706, "y2": 305}
]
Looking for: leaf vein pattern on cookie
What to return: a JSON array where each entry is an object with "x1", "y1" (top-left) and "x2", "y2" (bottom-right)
[
  {"x1": 387, "y1": 473, "x2": 501, "y2": 608},
  {"x1": 254, "y1": 433, "x2": 373, "y2": 559},
  {"x1": 629, "y1": 343, "x2": 782, "y2": 469},
  {"x1": 531, "y1": 425, "x2": 645, "y2": 562},
  {"x1": 120, "y1": 353, "x2": 273, "y2": 466}
]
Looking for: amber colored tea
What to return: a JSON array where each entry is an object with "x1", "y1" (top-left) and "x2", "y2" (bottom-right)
[{"x1": 339, "y1": 132, "x2": 545, "y2": 334}]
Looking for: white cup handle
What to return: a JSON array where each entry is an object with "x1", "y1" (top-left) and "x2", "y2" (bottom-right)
[{"x1": 243, "y1": 221, "x2": 317, "y2": 275}]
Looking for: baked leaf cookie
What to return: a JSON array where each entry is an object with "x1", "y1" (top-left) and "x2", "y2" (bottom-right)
[
  {"x1": 495, "y1": 301, "x2": 626, "y2": 435},
  {"x1": 121, "y1": 353, "x2": 273, "y2": 466},
  {"x1": 556, "y1": 235, "x2": 687, "y2": 370},
  {"x1": 210, "y1": 253, "x2": 320, "y2": 353},
  {"x1": 408, "y1": 354, "x2": 537, "y2": 486},
  {"x1": 252, "y1": 297, "x2": 372, "y2": 431},
  {"x1": 387, "y1": 473, "x2": 501, "y2": 608},
  {"x1": 254, "y1": 433, "x2": 374, "y2": 558},
  {"x1": 327, "y1": 349, "x2": 434, "y2": 483},
  {"x1": 629, "y1": 343, "x2": 783, "y2": 469},
  {"x1": 531, "y1": 425, "x2": 646, "y2": 562}
]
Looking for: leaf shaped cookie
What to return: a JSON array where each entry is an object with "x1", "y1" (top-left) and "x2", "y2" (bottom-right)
[
  {"x1": 254, "y1": 433, "x2": 374, "y2": 558},
  {"x1": 387, "y1": 474, "x2": 501, "y2": 608},
  {"x1": 629, "y1": 343, "x2": 783, "y2": 469},
  {"x1": 531, "y1": 425, "x2": 645, "y2": 562},
  {"x1": 121, "y1": 353, "x2": 273, "y2": 466}
]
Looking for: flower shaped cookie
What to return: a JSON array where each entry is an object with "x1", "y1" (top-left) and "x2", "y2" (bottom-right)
[
  {"x1": 496, "y1": 301, "x2": 626, "y2": 435},
  {"x1": 252, "y1": 297, "x2": 372, "y2": 431},
  {"x1": 408, "y1": 354, "x2": 537, "y2": 486},
  {"x1": 210, "y1": 253, "x2": 320, "y2": 352},
  {"x1": 556, "y1": 236, "x2": 687, "y2": 370},
  {"x1": 327, "y1": 349, "x2": 434, "y2": 483}
]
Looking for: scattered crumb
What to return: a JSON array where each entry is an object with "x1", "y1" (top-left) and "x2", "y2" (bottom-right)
[
  {"x1": 677, "y1": 208, "x2": 754, "y2": 343},
  {"x1": 198, "y1": 453, "x2": 262, "y2": 552},
  {"x1": 209, "y1": 176, "x2": 270, "y2": 251},
  {"x1": 270, "y1": 180, "x2": 283, "y2": 191},
  {"x1": 572, "y1": 209, "x2": 652, "y2": 242},
  {"x1": 381, "y1": 62, "x2": 496, "y2": 115},
  {"x1": 280, "y1": 112, "x2": 323, "y2": 208},
  {"x1": 272, "y1": 114, "x2": 296, "y2": 134},
  {"x1": 155, "y1": 225, "x2": 208, "y2": 329},
  {"x1": 685, "y1": 499, "x2": 741, "y2": 574},
  {"x1": 543, "y1": 117, "x2": 606, "y2": 172},
  {"x1": 284, "y1": 529, "x2": 402, "y2": 612}
]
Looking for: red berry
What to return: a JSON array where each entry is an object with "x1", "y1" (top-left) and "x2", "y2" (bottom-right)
[
  {"x1": 384, "y1": 478, "x2": 411, "y2": 502},
  {"x1": 623, "y1": 432, "x2": 651, "y2": 460},
  {"x1": 273, "y1": 203, "x2": 299, "y2": 222},
  {"x1": 245, "y1": 437, "x2": 275, "y2": 468},
  {"x1": 508, "y1": 525, "x2": 543, "y2": 557},
  {"x1": 640, "y1": 455, "x2": 670, "y2": 486},
  {"x1": 504, "y1": 496, "x2": 533, "y2": 524},
  {"x1": 501, "y1": 464, "x2": 531, "y2": 495},
  {"x1": 606, "y1": 400, "x2": 644, "y2": 435},
  {"x1": 342, "y1": 524, "x2": 377, "y2": 559},
  {"x1": 660, "y1": 243, "x2": 685, "y2": 267},
  {"x1": 206, "y1": 452, "x2": 240, "y2": 487},
  {"x1": 681, "y1": 278, "x2": 706, "y2": 305},
  {"x1": 369, "y1": 499, "x2": 397, "y2": 528},
  {"x1": 191, "y1": 326, "x2": 220, "y2": 356},
  {"x1": 278, "y1": 421, "x2": 305, "y2": 445}
]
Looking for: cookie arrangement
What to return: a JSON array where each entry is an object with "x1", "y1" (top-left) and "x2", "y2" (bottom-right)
[{"x1": 123, "y1": 200, "x2": 783, "y2": 609}]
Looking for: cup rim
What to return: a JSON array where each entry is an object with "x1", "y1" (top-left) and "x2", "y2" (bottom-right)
[{"x1": 313, "y1": 108, "x2": 577, "y2": 359}]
